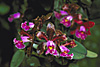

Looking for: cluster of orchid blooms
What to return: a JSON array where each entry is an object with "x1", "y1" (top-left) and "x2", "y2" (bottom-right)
[{"x1": 8, "y1": 4, "x2": 95, "y2": 60}]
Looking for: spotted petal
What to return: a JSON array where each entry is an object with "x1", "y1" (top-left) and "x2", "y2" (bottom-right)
[
  {"x1": 46, "y1": 23, "x2": 55, "y2": 40},
  {"x1": 36, "y1": 31, "x2": 48, "y2": 41}
]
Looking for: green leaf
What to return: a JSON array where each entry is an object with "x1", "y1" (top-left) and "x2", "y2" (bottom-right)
[
  {"x1": 78, "y1": 8, "x2": 88, "y2": 18},
  {"x1": 68, "y1": 41, "x2": 87, "y2": 59},
  {"x1": 69, "y1": 63, "x2": 79, "y2": 67},
  {"x1": 86, "y1": 50, "x2": 98, "y2": 58},
  {"x1": 54, "y1": 0, "x2": 59, "y2": 10},
  {"x1": 0, "y1": 3, "x2": 10, "y2": 15},
  {"x1": 21, "y1": 0, "x2": 28, "y2": 13},
  {"x1": 24, "y1": 42, "x2": 29, "y2": 47},
  {"x1": 54, "y1": 0, "x2": 64, "y2": 11},
  {"x1": 10, "y1": 50, "x2": 25, "y2": 67},
  {"x1": 70, "y1": 0, "x2": 78, "y2": 3},
  {"x1": 27, "y1": 56, "x2": 41, "y2": 67},
  {"x1": 0, "y1": 17, "x2": 10, "y2": 30},
  {"x1": 55, "y1": 58, "x2": 68, "y2": 65},
  {"x1": 81, "y1": 0, "x2": 92, "y2": 6}
]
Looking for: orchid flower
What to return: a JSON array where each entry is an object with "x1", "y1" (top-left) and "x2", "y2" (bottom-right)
[
  {"x1": 13, "y1": 38, "x2": 25, "y2": 49},
  {"x1": 13, "y1": 35, "x2": 32, "y2": 49},
  {"x1": 60, "y1": 45, "x2": 74, "y2": 59},
  {"x1": 21, "y1": 21, "x2": 35, "y2": 31},
  {"x1": 60, "y1": 15, "x2": 73, "y2": 27},
  {"x1": 8, "y1": 12, "x2": 21, "y2": 22}
]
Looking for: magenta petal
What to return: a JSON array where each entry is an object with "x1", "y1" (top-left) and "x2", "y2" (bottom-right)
[
  {"x1": 15, "y1": 43, "x2": 25, "y2": 49},
  {"x1": 80, "y1": 26, "x2": 86, "y2": 32},
  {"x1": 52, "y1": 49, "x2": 59, "y2": 56},
  {"x1": 60, "y1": 18, "x2": 65, "y2": 24},
  {"x1": 54, "y1": 11, "x2": 61, "y2": 19},
  {"x1": 45, "y1": 49, "x2": 54, "y2": 55},
  {"x1": 8, "y1": 17, "x2": 14, "y2": 22},
  {"x1": 47, "y1": 41, "x2": 56, "y2": 48},
  {"x1": 60, "y1": 53, "x2": 67, "y2": 57},
  {"x1": 80, "y1": 34, "x2": 87, "y2": 40},
  {"x1": 21, "y1": 21, "x2": 27, "y2": 29},
  {"x1": 64, "y1": 21, "x2": 71, "y2": 27},
  {"x1": 13, "y1": 38, "x2": 25, "y2": 49},
  {"x1": 75, "y1": 30, "x2": 81, "y2": 38},
  {"x1": 60, "y1": 10, "x2": 68, "y2": 15},
  {"x1": 13, "y1": 38, "x2": 17, "y2": 44},
  {"x1": 24, "y1": 26, "x2": 30, "y2": 31},
  {"x1": 29, "y1": 22, "x2": 34, "y2": 28},
  {"x1": 60, "y1": 46, "x2": 70, "y2": 53},
  {"x1": 45, "y1": 49, "x2": 50, "y2": 55},
  {"x1": 21, "y1": 21, "x2": 30, "y2": 31},
  {"x1": 13, "y1": 12, "x2": 21, "y2": 18},
  {"x1": 66, "y1": 53, "x2": 74, "y2": 59},
  {"x1": 21, "y1": 36, "x2": 30, "y2": 43},
  {"x1": 66, "y1": 16, "x2": 73, "y2": 21}
]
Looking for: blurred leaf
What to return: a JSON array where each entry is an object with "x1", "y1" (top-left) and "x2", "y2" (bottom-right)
[
  {"x1": 27, "y1": 56, "x2": 41, "y2": 67},
  {"x1": 24, "y1": 42, "x2": 29, "y2": 47},
  {"x1": 81, "y1": 0, "x2": 92, "y2": 6},
  {"x1": 86, "y1": 50, "x2": 98, "y2": 58},
  {"x1": 70, "y1": 0, "x2": 78, "y2": 3},
  {"x1": 12, "y1": 0, "x2": 19, "y2": 12},
  {"x1": 10, "y1": 50, "x2": 25, "y2": 67},
  {"x1": 69, "y1": 41, "x2": 87, "y2": 59},
  {"x1": 78, "y1": 8, "x2": 88, "y2": 18},
  {"x1": 55, "y1": 58, "x2": 68, "y2": 65},
  {"x1": 54, "y1": 0, "x2": 64, "y2": 11},
  {"x1": 0, "y1": 3, "x2": 10, "y2": 15},
  {"x1": 69, "y1": 63, "x2": 79, "y2": 67},
  {"x1": 54, "y1": 0, "x2": 59, "y2": 10},
  {"x1": 21, "y1": 0, "x2": 28, "y2": 13},
  {"x1": 0, "y1": 17, "x2": 10, "y2": 30}
]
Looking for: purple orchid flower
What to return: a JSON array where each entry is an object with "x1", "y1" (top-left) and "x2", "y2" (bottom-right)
[
  {"x1": 45, "y1": 41, "x2": 59, "y2": 56},
  {"x1": 21, "y1": 36, "x2": 32, "y2": 43},
  {"x1": 60, "y1": 16, "x2": 73, "y2": 27},
  {"x1": 60, "y1": 10, "x2": 68, "y2": 15},
  {"x1": 13, "y1": 38, "x2": 25, "y2": 49},
  {"x1": 54, "y1": 11, "x2": 61, "y2": 19},
  {"x1": 21, "y1": 21, "x2": 35, "y2": 31},
  {"x1": 54, "y1": 10, "x2": 68, "y2": 19},
  {"x1": 8, "y1": 12, "x2": 21, "y2": 22},
  {"x1": 60, "y1": 45, "x2": 74, "y2": 59},
  {"x1": 75, "y1": 26, "x2": 87, "y2": 40}
]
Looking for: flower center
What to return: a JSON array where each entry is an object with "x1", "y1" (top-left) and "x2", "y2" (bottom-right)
[
  {"x1": 64, "y1": 51, "x2": 67, "y2": 54},
  {"x1": 81, "y1": 31, "x2": 84, "y2": 34},
  {"x1": 65, "y1": 19, "x2": 68, "y2": 22},
  {"x1": 49, "y1": 46, "x2": 53, "y2": 50}
]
